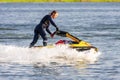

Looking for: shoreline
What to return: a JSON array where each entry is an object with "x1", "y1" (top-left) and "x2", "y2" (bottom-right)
[{"x1": 0, "y1": 0, "x2": 119, "y2": 3}]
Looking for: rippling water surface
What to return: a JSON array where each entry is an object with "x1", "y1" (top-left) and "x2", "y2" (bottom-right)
[{"x1": 0, "y1": 3, "x2": 120, "y2": 80}]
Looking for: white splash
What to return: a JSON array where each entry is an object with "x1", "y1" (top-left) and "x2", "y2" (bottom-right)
[{"x1": 0, "y1": 44, "x2": 101, "y2": 65}]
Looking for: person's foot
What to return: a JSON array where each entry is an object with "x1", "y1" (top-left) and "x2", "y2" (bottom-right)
[
  {"x1": 43, "y1": 42, "x2": 47, "y2": 46},
  {"x1": 29, "y1": 44, "x2": 33, "y2": 48}
]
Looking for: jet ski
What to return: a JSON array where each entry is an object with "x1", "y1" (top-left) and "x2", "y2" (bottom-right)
[{"x1": 34, "y1": 30, "x2": 98, "y2": 52}]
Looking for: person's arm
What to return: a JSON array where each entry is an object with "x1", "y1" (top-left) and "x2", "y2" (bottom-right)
[
  {"x1": 48, "y1": 16, "x2": 59, "y2": 31},
  {"x1": 46, "y1": 27, "x2": 52, "y2": 35},
  {"x1": 46, "y1": 27, "x2": 54, "y2": 38}
]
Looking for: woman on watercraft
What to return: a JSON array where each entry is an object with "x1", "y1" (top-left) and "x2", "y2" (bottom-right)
[{"x1": 29, "y1": 10, "x2": 59, "y2": 48}]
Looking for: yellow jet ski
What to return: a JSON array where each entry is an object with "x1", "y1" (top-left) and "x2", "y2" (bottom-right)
[
  {"x1": 34, "y1": 30, "x2": 98, "y2": 52},
  {"x1": 55, "y1": 30, "x2": 98, "y2": 52}
]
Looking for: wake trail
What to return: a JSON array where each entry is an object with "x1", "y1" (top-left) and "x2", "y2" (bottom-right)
[{"x1": 0, "y1": 44, "x2": 101, "y2": 65}]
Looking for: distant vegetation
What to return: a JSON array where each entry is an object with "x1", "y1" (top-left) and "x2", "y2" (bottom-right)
[{"x1": 0, "y1": 0, "x2": 119, "y2": 2}]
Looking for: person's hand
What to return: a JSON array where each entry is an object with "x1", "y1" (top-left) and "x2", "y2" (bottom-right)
[{"x1": 50, "y1": 33, "x2": 54, "y2": 38}]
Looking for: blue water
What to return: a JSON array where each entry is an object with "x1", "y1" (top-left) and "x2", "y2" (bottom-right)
[{"x1": 0, "y1": 3, "x2": 120, "y2": 80}]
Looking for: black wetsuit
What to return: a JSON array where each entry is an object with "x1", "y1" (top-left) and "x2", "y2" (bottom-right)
[{"x1": 30, "y1": 15, "x2": 58, "y2": 47}]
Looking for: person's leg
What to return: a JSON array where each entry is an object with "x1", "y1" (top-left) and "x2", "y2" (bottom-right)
[
  {"x1": 40, "y1": 30, "x2": 47, "y2": 46},
  {"x1": 29, "y1": 31, "x2": 39, "y2": 48},
  {"x1": 42, "y1": 35, "x2": 47, "y2": 46}
]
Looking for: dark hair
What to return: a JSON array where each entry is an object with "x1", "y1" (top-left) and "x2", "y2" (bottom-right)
[{"x1": 50, "y1": 10, "x2": 57, "y2": 15}]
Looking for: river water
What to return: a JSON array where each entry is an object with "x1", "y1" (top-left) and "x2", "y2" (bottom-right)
[{"x1": 0, "y1": 3, "x2": 120, "y2": 80}]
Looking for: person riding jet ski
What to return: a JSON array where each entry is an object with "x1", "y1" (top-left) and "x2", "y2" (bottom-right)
[{"x1": 29, "y1": 10, "x2": 59, "y2": 48}]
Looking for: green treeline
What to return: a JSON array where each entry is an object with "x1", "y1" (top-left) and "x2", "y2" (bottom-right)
[{"x1": 0, "y1": 0, "x2": 119, "y2": 2}]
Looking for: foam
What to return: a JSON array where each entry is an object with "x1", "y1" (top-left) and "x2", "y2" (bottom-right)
[{"x1": 0, "y1": 44, "x2": 101, "y2": 65}]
